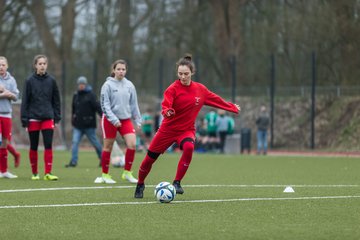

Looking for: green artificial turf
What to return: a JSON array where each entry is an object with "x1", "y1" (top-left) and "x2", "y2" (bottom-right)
[{"x1": 0, "y1": 150, "x2": 359, "y2": 240}]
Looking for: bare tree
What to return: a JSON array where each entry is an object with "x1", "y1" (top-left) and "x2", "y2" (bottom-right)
[
  {"x1": 0, "y1": 1, "x2": 27, "y2": 54},
  {"x1": 27, "y1": 0, "x2": 77, "y2": 82},
  {"x1": 330, "y1": 0, "x2": 360, "y2": 85},
  {"x1": 115, "y1": 0, "x2": 153, "y2": 79},
  {"x1": 209, "y1": 0, "x2": 245, "y2": 86}
]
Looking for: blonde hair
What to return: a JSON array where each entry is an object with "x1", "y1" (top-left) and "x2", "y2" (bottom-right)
[{"x1": 0, "y1": 56, "x2": 9, "y2": 66}]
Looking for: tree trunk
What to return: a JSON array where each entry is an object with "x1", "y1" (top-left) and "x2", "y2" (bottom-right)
[
  {"x1": 117, "y1": 0, "x2": 133, "y2": 62},
  {"x1": 209, "y1": 0, "x2": 244, "y2": 86},
  {"x1": 61, "y1": 0, "x2": 76, "y2": 61},
  {"x1": 28, "y1": 0, "x2": 76, "y2": 84},
  {"x1": 331, "y1": 0, "x2": 360, "y2": 84}
]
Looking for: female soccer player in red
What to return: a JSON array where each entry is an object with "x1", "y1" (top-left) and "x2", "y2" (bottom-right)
[
  {"x1": 134, "y1": 54, "x2": 240, "y2": 198},
  {"x1": 21, "y1": 55, "x2": 61, "y2": 181}
]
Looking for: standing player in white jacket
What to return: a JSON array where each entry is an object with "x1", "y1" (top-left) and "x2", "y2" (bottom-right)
[{"x1": 95, "y1": 59, "x2": 142, "y2": 184}]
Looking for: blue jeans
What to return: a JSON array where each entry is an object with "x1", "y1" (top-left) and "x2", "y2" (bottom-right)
[
  {"x1": 70, "y1": 127, "x2": 102, "y2": 165},
  {"x1": 257, "y1": 130, "x2": 268, "y2": 154}
]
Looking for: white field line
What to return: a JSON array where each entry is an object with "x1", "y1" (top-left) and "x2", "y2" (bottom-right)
[
  {"x1": 0, "y1": 184, "x2": 359, "y2": 193},
  {"x1": 1, "y1": 195, "x2": 360, "y2": 209},
  {"x1": 0, "y1": 186, "x2": 134, "y2": 193}
]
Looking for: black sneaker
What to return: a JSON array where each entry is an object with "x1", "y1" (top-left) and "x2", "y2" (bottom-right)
[
  {"x1": 173, "y1": 180, "x2": 184, "y2": 194},
  {"x1": 65, "y1": 162, "x2": 77, "y2": 168},
  {"x1": 134, "y1": 183, "x2": 145, "y2": 198}
]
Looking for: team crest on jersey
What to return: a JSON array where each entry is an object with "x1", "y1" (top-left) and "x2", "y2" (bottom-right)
[{"x1": 195, "y1": 97, "x2": 201, "y2": 105}]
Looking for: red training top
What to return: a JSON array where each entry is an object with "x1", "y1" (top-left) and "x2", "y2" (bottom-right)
[{"x1": 160, "y1": 80, "x2": 239, "y2": 133}]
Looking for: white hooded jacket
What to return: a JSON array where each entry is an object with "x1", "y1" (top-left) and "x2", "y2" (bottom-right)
[
  {"x1": 100, "y1": 77, "x2": 142, "y2": 127},
  {"x1": 0, "y1": 71, "x2": 19, "y2": 116}
]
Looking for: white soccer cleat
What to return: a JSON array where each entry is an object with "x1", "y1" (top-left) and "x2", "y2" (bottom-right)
[
  {"x1": 0, "y1": 171, "x2": 18, "y2": 179},
  {"x1": 102, "y1": 173, "x2": 116, "y2": 184},
  {"x1": 94, "y1": 177, "x2": 104, "y2": 183},
  {"x1": 94, "y1": 174, "x2": 116, "y2": 184},
  {"x1": 121, "y1": 170, "x2": 138, "y2": 184},
  {"x1": 103, "y1": 177, "x2": 116, "y2": 184}
]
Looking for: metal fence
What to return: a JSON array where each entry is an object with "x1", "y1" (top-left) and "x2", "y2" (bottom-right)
[{"x1": 177, "y1": 85, "x2": 360, "y2": 99}]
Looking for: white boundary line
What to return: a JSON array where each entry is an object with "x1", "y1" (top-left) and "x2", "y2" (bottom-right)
[
  {"x1": 0, "y1": 186, "x2": 133, "y2": 193},
  {"x1": 1, "y1": 195, "x2": 360, "y2": 209},
  {"x1": 0, "y1": 184, "x2": 359, "y2": 193}
]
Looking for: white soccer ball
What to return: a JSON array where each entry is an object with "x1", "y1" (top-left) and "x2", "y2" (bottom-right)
[
  {"x1": 111, "y1": 155, "x2": 125, "y2": 168},
  {"x1": 154, "y1": 182, "x2": 176, "y2": 203}
]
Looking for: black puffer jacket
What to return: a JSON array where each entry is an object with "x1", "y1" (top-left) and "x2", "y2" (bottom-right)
[
  {"x1": 256, "y1": 113, "x2": 270, "y2": 131},
  {"x1": 72, "y1": 85, "x2": 102, "y2": 129},
  {"x1": 21, "y1": 72, "x2": 61, "y2": 127}
]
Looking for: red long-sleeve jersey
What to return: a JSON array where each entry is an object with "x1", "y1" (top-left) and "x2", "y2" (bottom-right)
[{"x1": 160, "y1": 80, "x2": 239, "y2": 133}]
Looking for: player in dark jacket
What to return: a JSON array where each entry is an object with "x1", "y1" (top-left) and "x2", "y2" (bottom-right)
[
  {"x1": 65, "y1": 76, "x2": 102, "y2": 168},
  {"x1": 20, "y1": 55, "x2": 61, "y2": 181},
  {"x1": 256, "y1": 105, "x2": 270, "y2": 155}
]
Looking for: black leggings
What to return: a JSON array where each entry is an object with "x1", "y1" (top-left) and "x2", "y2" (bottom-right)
[{"x1": 29, "y1": 129, "x2": 54, "y2": 151}]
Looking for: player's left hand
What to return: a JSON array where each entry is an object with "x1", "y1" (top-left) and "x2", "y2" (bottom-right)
[{"x1": 235, "y1": 104, "x2": 241, "y2": 112}]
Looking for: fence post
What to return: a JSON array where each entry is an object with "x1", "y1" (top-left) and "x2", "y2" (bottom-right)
[
  {"x1": 231, "y1": 55, "x2": 236, "y2": 103},
  {"x1": 270, "y1": 54, "x2": 275, "y2": 149},
  {"x1": 158, "y1": 58, "x2": 164, "y2": 107},
  {"x1": 61, "y1": 61, "x2": 68, "y2": 149},
  {"x1": 92, "y1": 60, "x2": 98, "y2": 94},
  {"x1": 310, "y1": 51, "x2": 316, "y2": 149}
]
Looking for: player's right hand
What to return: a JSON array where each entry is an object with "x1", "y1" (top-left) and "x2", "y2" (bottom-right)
[{"x1": 166, "y1": 109, "x2": 175, "y2": 117}]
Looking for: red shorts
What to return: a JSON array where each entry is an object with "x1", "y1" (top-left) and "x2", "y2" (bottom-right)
[
  {"x1": 101, "y1": 116, "x2": 135, "y2": 139},
  {"x1": 0, "y1": 117, "x2": 12, "y2": 139},
  {"x1": 28, "y1": 119, "x2": 55, "y2": 132},
  {"x1": 148, "y1": 129, "x2": 195, "y2": 154}
]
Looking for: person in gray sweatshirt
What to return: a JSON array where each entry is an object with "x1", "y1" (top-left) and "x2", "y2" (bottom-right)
[
  {"x1": 0, "y1": 56, "x2": 19, "y2": 179},
  {"x1": 95, "y1": 59, "x2": 142, "y2": 184}
]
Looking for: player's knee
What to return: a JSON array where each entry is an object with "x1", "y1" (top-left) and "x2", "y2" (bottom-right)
[
  {"x1": 125, "y1": 139, "x2": 136, "y2": 150},
  {"x1": 147, "y1": 150, "x2": 160, "y2": 160},
  {"x1": 180, "y1": 137, "x2": 195, "y2": 151},
  {"x1": 182, "y1": 141, "x2": 194, "y2": 153}
]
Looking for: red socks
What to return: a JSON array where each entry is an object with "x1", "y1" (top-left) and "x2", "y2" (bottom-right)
[
  {"x1": 101, "y1": 151, "x2": 111, "y2": 174},
  {"x1": 29, "y1": 149, "x2": 53, "y2": 174},
  {"x1": 124, "y1": 148, "x2": 136, "y2": 171},
  {"x1": 102, "y1": 149, "x2": 135, "y2": 174},
  {"x1": 175, "y1": 141, "x2": 194, "y2": 181},
  {"x1": 138, "y1": 154, "x2": 156, "y2": 184},
  {"x1": 29, "y1": 150, "x2": 38, "y2": 174},
  {"x1": 0, "y1": 148, "x2": 8, "y2": 173},
  {"x1": 7, "y1": 144, "x2": 18, "y2": 157},
  {"x1": 138, "y1": 142, "x2": 194, "y2": 185},
  {"x1": 44, "y1": 149, "x2": 53, "y2": 174}
]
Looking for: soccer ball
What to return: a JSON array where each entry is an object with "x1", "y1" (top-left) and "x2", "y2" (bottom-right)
[
  {"x1": 154, "y1": 182, "x2": 176, "y2": 203},
  {"x1": 111, "y1": 155, "x2": 125, "y2": 168}
]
